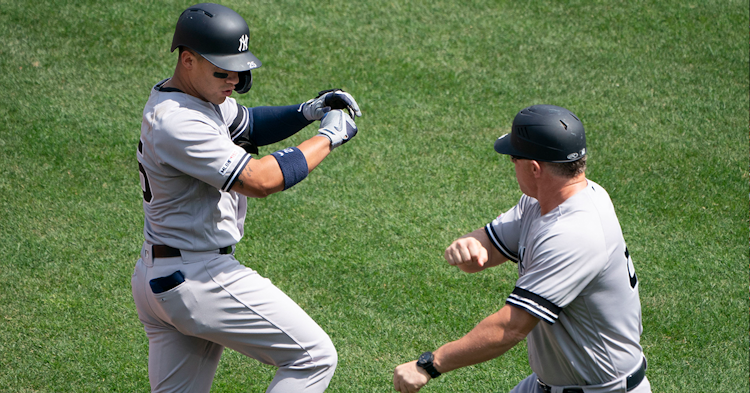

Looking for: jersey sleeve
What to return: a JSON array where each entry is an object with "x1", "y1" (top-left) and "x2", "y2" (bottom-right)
[
  {"x1": 218, "y1": 99, "x2": 312, "y2": 154},
  {"x1": 156, "y1": 107, "x2": 250, "y2": 193},
  {"x1": 217, "y1": 98, "x2": 258, "y2": 154},
  {"x1": 508, "y1": 216, "x2": 608, "y2": 324},
  {"x1": 484, "y1": 195, "x2": 531, "y2": 263}
]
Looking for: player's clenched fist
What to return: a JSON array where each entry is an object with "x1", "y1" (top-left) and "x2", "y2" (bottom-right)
[
  {"x1": 301, "y1": 89, "x2": 362, "y2": 120},
  {"x1": 444, "y1": 236, "x2": 488, "y2": 268},
  {"x1": 317, "y1": 110, "x2": 358, "y2": 148}
]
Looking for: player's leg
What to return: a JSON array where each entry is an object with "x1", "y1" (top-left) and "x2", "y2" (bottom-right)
[
  {"x1": 195, "y1": 255, "x2": 337, "y2": 393},
  {"x1": 131, "y1": 257, "x2": 224, "y2": 393},
  {"x1": 508, "y1": 373, "x2": 545, "y2": 393},
  {"x1": 145, "y1": 325, "x2": 224, "y2": 393}
]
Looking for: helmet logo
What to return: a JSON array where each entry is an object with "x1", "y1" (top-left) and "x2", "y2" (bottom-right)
[
  {"x1": 566, "y1": 148, "x2": 586, "y2": 161},
  {"x1": 247, "y1": 61, "x2": 257, "y2": 68},
  {"x1": 238, "y1": 35, "x2": 248, "y2": 52}
]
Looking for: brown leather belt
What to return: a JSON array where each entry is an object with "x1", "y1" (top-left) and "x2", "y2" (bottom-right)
[{"x1": 152, "y1": 244, "x2": 232, "y2": 258}]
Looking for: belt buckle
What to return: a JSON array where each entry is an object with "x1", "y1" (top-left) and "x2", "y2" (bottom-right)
[
  {"x1": 536, "y1": 378, "x2": 552, "y2": 393},
  {"x1": 537, "y1": 379, "x2": 584, "y2": 393}
]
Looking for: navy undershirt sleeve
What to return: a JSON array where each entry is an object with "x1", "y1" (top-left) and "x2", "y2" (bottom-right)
[{"x1": 248, "y1": 105, "x2": 313, "y2": 146}]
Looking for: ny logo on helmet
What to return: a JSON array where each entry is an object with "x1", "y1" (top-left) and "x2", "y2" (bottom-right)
[{"x1": 238, "y1": 35, "x2": 248, "y2": 52}]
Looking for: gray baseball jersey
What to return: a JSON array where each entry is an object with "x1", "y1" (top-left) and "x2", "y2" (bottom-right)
[
  {"x1": 485, "y1": 180, "x2": 644, "y2": 387},
  {"x1": 137, "y1": 79, "x2": 251, "y2": 251}
]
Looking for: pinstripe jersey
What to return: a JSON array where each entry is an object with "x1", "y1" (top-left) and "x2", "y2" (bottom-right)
[
  {"x1": 485, "y1": 180, "x2": 644, "y2": 386},
  {"x1": 137, "y1": 79, "x2": 253, "y2": 251}
]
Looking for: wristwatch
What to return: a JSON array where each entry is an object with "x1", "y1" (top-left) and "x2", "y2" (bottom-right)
[{"x1": 416, "y1": 351, "x2": 441, "y2": 378}]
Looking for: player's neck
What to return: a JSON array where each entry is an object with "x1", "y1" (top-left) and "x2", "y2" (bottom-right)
[
  {"x1": 537, "y1": 175, "x2": 588, "y2": 215},
  {"x1": 164, "y1": 72, "x2": 204, "y2": 102},
  {"x1": 162, "y1": 74, "x2": 183, "y2": 92}
]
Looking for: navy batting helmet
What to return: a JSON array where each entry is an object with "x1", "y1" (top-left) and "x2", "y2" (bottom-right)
[
  {"x1": 171, "y1": 3, "x2": 262, "y2": 73},
  {"x1": 494, "y1": 105, "x2": 586, "y2": 162}
]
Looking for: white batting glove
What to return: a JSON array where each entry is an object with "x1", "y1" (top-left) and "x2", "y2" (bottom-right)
[
  {"x1": 317, "y1": 110, "x2": 358, "y2": 148},
  {"x1": 300, "y1": 89, "x2": 362, "y2": 121}
]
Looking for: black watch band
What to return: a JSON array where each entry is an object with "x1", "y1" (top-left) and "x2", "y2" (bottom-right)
[{"x1": 416, "y1": 351, "x2": 441, "y2": 378}]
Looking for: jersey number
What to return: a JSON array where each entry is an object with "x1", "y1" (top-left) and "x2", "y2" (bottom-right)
[
  {"x1": 625, "y1": 247, "x2": 638, "y2": 289},
  {"x1": 137, "y1": 141, "x2": 153, "y2": 203}
]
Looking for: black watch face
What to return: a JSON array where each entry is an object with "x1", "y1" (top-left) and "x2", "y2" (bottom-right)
[{"x1": 418, "y1": 352, "x2": 432, "y2": 364}]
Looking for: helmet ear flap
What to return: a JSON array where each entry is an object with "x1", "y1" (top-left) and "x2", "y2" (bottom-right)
[{"x1": 235, "y1": 70, "x2": 252, "y2": 94}]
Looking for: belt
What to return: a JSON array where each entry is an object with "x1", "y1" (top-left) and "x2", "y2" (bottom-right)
[
  {"x1": 152, "y1": 244, "x2": 233, "y2": 258},
  {"x1": 537, "y1": 358, "x2": 646, "y2": 393},
  {"x1": 537, "y1": 381, "x2": 586, "y2": 393}
]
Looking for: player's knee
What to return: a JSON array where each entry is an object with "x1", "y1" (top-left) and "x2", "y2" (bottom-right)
[
  {"x1": 286, "y1": 335, "x2": 337, "y2": 371},
  {"x1": 309, "y1": 339, "x2": 337, "y2": 388},
  {"x1": 316, "y1": 336, "x2": 338, "y2": 370}
]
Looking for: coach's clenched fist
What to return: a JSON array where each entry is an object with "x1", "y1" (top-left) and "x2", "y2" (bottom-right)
[
  {"x1": 445, "y1": 236, "x2": 487, "y2": 267},
  {"x1": 443, "y1": 228, "x2": 506, "y2": 273},
  {"x1": 393, "y1": 360, "x2": 431, "y2": 393}
]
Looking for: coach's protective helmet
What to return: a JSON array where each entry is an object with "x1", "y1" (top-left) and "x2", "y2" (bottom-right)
[
  {"x1": 171, "y1": 3, "x2": 261, "y2": 91},
  {"x1": 494, "y1": 105, "x2": 586, "y2": 162}
]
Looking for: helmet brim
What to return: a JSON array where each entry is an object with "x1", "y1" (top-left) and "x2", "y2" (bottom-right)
[
  {"x1": 203, "y1": 51, "x2": 262, "y2": 73},
  {"x1": 494, "y1": 133, "x2": 527, "y2": 158}
]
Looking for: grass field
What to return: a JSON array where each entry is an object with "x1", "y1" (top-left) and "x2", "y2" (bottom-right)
[{"x1": 0, "y1": 0, "x2": 747, "y2": 392}]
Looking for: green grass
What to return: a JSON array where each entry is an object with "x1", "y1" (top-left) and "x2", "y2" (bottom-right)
[{"x1": 0, "y1": 0, "x2": 747, "y2": 391}]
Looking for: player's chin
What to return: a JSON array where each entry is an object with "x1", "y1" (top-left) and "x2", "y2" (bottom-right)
[{"x1": 211, "y1": 92, "x2": 231, "y2": 105}]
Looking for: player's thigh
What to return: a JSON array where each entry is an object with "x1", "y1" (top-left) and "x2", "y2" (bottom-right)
[
  {"x1": 202, "y1": 257, "x2": 336, "y2": 367},
  {"x1": 146, "y1": 324, "x2": 224, "y2": 393},
  {"x1": 509, "y1": 373, "x2": 545, "y2": 393},
  {"x1": 131, "y1": 259, "x2": 152, "y2": 323}
]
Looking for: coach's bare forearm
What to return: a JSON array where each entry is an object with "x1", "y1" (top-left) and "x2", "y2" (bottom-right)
[{"x1": 432, "y1": 305, "x2": 538, "y2": 373}]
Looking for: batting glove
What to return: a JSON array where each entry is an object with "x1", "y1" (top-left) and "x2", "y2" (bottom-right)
[
  {"x1": 318, "y1": 110, "x2": 358, "y2": 148},
  {"x1": 300, "y1": 89, "x2": 362, "y2": 121}
]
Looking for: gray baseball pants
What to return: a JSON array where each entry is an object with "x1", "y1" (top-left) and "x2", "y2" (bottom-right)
[{"x1": 131, "y1": 242, "x2": 337, "y2": 392}]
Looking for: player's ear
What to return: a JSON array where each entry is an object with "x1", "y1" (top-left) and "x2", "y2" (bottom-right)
[{"x1": 178, "y1": 48, "x2": 199, "y2": 70}]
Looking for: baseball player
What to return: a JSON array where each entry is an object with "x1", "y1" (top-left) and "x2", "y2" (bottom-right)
[
  {"x1": 393, "y1": 105, "x2": 650, "y2": 393},
  {"x1": 130, "y1": 3, "x2": 361, "y2": 392}
]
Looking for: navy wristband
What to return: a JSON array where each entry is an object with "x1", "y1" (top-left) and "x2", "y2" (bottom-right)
[{"x1": 271, "y1": 147, "x2": 309, "y2": 190}]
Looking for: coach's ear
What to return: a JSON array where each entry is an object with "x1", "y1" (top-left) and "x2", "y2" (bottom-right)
[
  {"x1": 235, "y1": 71, "x2": 252, "y2": 94},
  {"x1": 530, "y1": 160, "x2": 543, "y2": 178}
]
